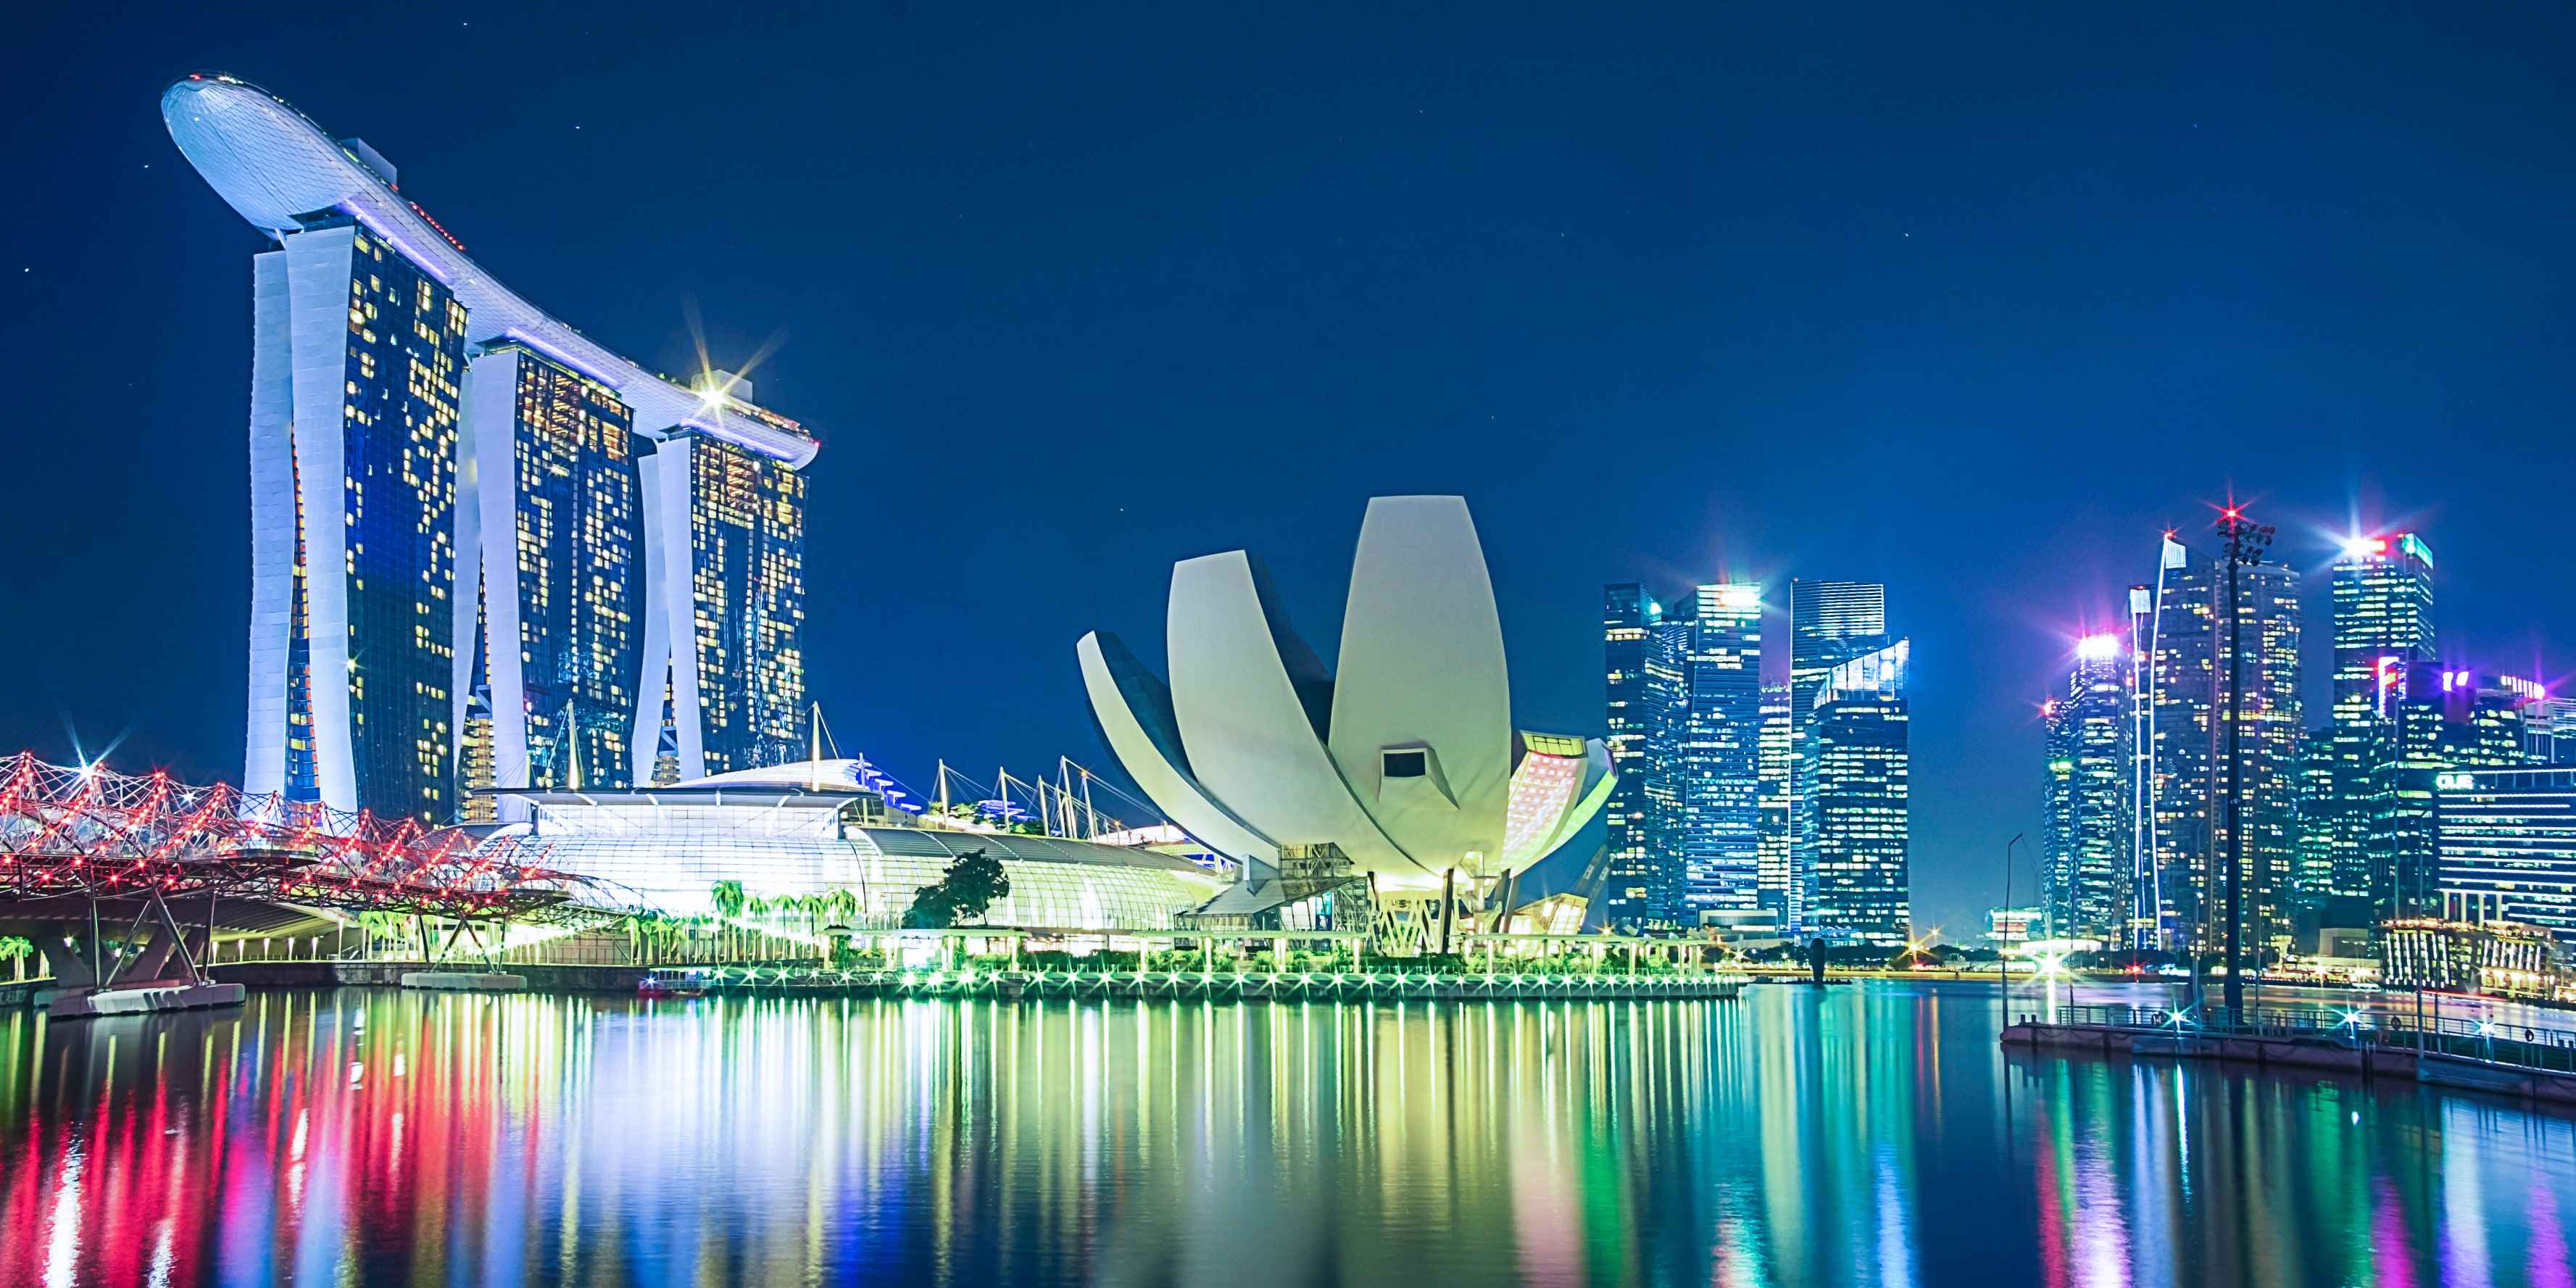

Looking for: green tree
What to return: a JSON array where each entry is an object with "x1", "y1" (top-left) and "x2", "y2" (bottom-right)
[
  {"x1": 0, "y1": 935, "x2": 33, "y2": 982},
  {"x1": 902, "y1": 848, "x2": 1010, "y2": 930}
]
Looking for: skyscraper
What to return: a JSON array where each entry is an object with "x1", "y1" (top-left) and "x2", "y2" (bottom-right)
[
  {"x1": 2436, "y1": 767, "x2": 2576, "y2": 945},
  {"x1": 455, "y1": 344, "x2": 644, "y2": 822},
  {"x1": 1757, "y1": 682, "x2": 1794, "y2": 925},
  {"x1": 1677, "y1": 583, "x2": 1764, "y2": 921},
  {"x1": 2041, "y1": 635, "x2": 2130, "y2": 944},
  {"x1": 2148, "y1": 538, "x2": 2301, "y2": 956},
  {"x1": 166, "y1": 75, "x2": 821, "y2": 820},
  {"x1": 1801, "y1": 638, "x2": 1911, "y2": 946},
  {"x1": 1602, "y1": 584, "x2": 1680, "y2": 928},
  {"x1": 1788, "y1": 580, "x2": 1890, "y2": 936},
  {"x1": 2328, "y1": 533, "x2": 2435, "y2": 918},
  {"x1": 244, "y1": 222, "x2": 468, "y2": 821},
  {"x1": 637, "y1": 402, "x2": 813, "y2": 783},
  {"x1": 2504, "y1": 676, "x2": 2576, "y2": 766}
]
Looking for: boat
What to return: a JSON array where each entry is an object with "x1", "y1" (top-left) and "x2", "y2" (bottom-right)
[{"x1": 638, "y1": 969, "x2": 711, "y2": 999}]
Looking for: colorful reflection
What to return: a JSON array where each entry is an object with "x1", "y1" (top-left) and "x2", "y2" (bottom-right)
[{"x1": 1, "y1": 982, "x2": 2572, "y2": 1286}]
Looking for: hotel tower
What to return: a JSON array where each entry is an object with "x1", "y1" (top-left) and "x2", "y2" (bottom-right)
[{"x1": 163, "y1": 74, "x2": 820, "y2": 822}]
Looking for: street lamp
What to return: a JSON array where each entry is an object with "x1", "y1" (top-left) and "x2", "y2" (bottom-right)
[
  {"x1": 2000, "y1": 833, "x2": 2024, "y2": 1033},
  {"x1": 2217, "y1": 502, "x2": 2274, "y2": 1023}
]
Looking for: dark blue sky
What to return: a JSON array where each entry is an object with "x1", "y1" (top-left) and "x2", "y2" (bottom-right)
[{"x1": 4, "y1": 3, "x2": 2572, "y2": 934}]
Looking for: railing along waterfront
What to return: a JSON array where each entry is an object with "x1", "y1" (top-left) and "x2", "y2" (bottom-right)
[
  {"x1": 661, "y1": 964, "x2": 1752, "y2": 1001},
  {"x1": 2019, "y1": 1000, "x2": 2576, "y2": 1076}
]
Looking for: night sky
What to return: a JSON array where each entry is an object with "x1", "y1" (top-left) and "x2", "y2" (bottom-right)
[{"x1": 5, "y1": 4, "x2": 2573, "y2": 935}]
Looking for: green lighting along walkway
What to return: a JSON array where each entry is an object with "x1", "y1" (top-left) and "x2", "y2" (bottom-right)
[{"x1": 673, "y1": 965, "x2": 1747, "y2": 1001}]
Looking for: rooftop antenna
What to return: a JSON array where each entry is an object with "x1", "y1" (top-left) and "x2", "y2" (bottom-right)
[
  {"x1": 562, "y1": 699, "x2": 583, "y2": 793},
  {"x1": 808, "y1": 702, "x2": 824, "y2": 792}
]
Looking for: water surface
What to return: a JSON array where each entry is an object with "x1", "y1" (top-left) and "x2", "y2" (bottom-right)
[{"x1": 3, "y1": 981, "x2": 2572, "y2": 1286}]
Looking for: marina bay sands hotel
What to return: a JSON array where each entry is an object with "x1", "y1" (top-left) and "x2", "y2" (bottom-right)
[{"x1": 162, "y1": 74, "x2": 816, "y2": 824}]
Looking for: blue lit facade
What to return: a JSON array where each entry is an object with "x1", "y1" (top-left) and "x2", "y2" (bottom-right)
[
  {"x1": 165, "y1": 75, "x2": 822, "y2": 819},
  {"x1": 1789, "y1": 580, "x2": 1890, "y2": 938},
  {"x1": 2437, "y1": 767, "x2": 2576, "y2": 947},
  {"x1": 643, "y1": 428, "x2": 810, "y2": 779},
  {"x1": 455, "y1": 344, "x2": 644, "y2": 820},
  {"x1": 1602, "y1": 584, "x2": 1681, "y2": 928},
  {"x1": 1678, "y1": 583, "x2": 1764, "y2": 921},
  {"x1": 2328, "y1": 533, "x2": 2435, "y2": 918},
  {"x1": 1800, "y1": 639, "x2": 1911, "y2": 947},
  {"x1": 247, "y1": 223, "x2": 467, "y2": 821},
  {"x1": 2040, "y1": 642, "x2": 2130, "y2": 943}
]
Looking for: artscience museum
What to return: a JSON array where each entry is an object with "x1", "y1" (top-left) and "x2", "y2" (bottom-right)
[{"x1": 1079, "y1": 496, "x2": 1616, "y2": 938}]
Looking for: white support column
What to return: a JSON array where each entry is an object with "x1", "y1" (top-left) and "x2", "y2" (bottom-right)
[
  {"x1": 633, "y1": 439, "x2": 707, "y2": 781},
  {"x1": 462, "y1": 351, "x2": 532, "y2": 821},
  {"x1": 281, "y1": 227, "x2": 362, "y2": 813},
  {"x1": 243, "y1": 249, "x2": 296, "y2": 798}
]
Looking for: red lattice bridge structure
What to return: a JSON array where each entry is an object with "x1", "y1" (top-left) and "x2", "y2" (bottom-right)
[{"x1": 0, "y1": 752, "x2": 601, "y2": 1000}]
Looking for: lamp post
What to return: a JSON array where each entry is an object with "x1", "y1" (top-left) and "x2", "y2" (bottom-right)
[
  {"x1": 2000, "y1": 833, "x2": 2023, "y2": 1033},
  {"x1": 2217, "y1": 502, "x2": 2274, "y2": 1023}
]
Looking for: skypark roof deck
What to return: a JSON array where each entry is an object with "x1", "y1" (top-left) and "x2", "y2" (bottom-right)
[{"x1": 162, "y1": 72, "x2": 819, "y2": 467}]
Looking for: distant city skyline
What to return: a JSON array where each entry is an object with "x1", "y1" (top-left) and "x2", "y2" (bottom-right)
[{"x1": 6, "y1": 7, "x2": 2575, "y2": 941}]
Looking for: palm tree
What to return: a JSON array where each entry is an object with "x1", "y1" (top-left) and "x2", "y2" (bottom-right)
[
  {"x1": 828, "y1": 886, "x2": 860, "y2": 927},
  {"x1": 0, "y1": 936, "x2": 33, "y2": 982},
  {"x1": 710, "y1": 881, "x2": 747, "y2": 962}
]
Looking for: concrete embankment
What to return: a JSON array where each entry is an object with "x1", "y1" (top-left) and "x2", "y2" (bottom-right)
[
  {"x1": 2003, "y1": 1020, "x2": 2576, "y2": 1109},
  {"x1": 209, "y1": 961, "x2": 649, "y2": 992},
  {"x1": 11, "y1": 963, "x2": 1747, "y2": 1005}
]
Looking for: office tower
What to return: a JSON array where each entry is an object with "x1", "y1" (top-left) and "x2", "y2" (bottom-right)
[
  {"x1": 2144, "y1": 536, "x2": 2209, "y2": 946},
  {"x1": 637, "y1": 399, "x2": 812, "y2": 783},
  {"x1": 166, "y1": 75, "x2": 822, "y2": 819},
  {"x1": 2450, "y1": 673, "x2": 2531, "y2": 767},
  {"x1": 1677, "y1": 583, "x2": 1765, "y2": 921},
  {"x1": 2364, "y1": 666, "x2": 2532, "y2": 916},
  {"x1": 1800, "y1": 638, "x2": 1911, "y2": 946},
  {"x1": 1757, "y1": 683, "x2": 1794, "y2": 924},
  {"x1": 2327, "y1": 533, "x2": 2435, "y2": 917},
  {"x1": 454, "y1": 344, "x2": 645, "y2": 823},
  {"x1": 1602, "y1": 584, "x2": 1681, "y2": 928},
  {"x1": 2040, "y1": 636, "x2": 2130, "y2": 944},
  {"x1": 2124, "y1": 583, "x2": 2172, "y2": 948},
  {"x1": 2147, "y1": 539, "x2": 2301, "y2": 956},
  {"x1": 1788, "y1": 580, "x2": 1889, "y2": 936},
  {"x1": 2294, "y1": 727, "x2": 2338, "y2": 904},
  {"x1": 2436, "y1": 767, "x2": 2576, "y2": 945},
  {"x1": 2504, "y1": 676, "x2": 2576, "y2": 765},
  {"x1": 241, "y1": 223, "x2": 467, "y2": 821}
]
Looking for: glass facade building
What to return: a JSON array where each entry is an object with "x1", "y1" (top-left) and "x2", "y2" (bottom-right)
[
  {"x1": 244, "y1": 223, "x2": 467, "y2": 822},
  {"x1": 1677, "y1": 583, "x2": 1764, "y2": 921},
  {"x1": 637, "y1": 427, "x2": 810, "y2": 781},
  {"x1": 2040, "y1": 640, "x2": 2130, "y2": 943},
  {"x1": 2327, "y1": 533, "x2": 2436, "y2": 918},
  {"x1": 1800, "y1": 639, "x2": 1911, "y2": 947},
  {"x1": 1789, "y1": 580, "x2": 1894, "y2": 939},
  {"x1": 1600, "y1": 585, "x2": 1681, "y2": 928},
  {"x1": 170, "y1": 75, "x2": 822, "y2": 823},
  {"x1": 2145, "y1": 544, "x2": 2301, "y2": 955},
  {"x1": 1757, "y1": 682, "x2": 1794, "y2": 926},
  {"x1": 2436, "y1": 768, "x2": 2576, "y2": 947},
  {"x1": 506, "y1": 787, "x2": 1228, "y2": 930},
  {"x1": 454, "y1": 344, "x2": 644, "y2": 821}
]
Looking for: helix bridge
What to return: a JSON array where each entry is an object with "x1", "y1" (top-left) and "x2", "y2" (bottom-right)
[{"x1": 0, "y1": 752, "x2": 602, "y2": 1002}]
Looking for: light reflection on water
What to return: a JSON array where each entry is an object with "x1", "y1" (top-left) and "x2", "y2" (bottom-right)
[{"x1": 3, "y1": 981, "x2": 2573, "y2": 1287}]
